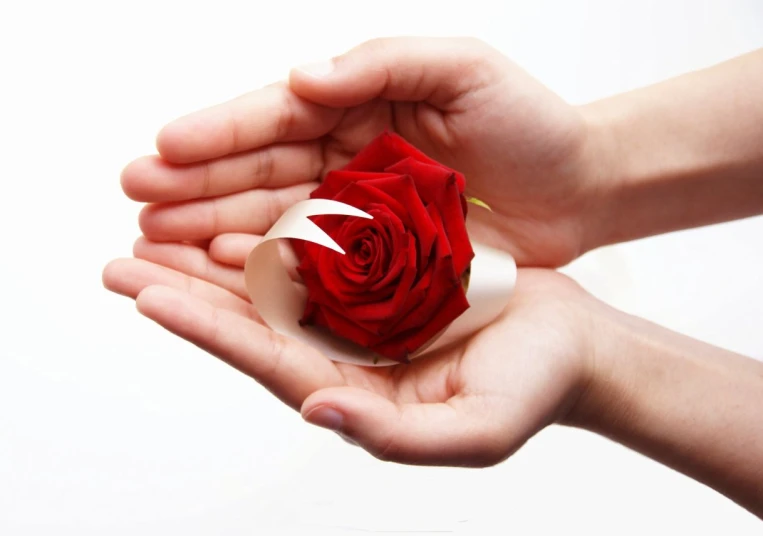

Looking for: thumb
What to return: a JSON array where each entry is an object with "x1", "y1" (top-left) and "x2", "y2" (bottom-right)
[
  {"x1": 301, "y1": 386, "x2": 513, "y2": 467},
  {"x1": 289, "y1": 37, "x2": 504, "y2": 109}
]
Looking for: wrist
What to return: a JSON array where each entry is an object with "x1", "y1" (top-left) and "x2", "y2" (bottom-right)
[
  {"x1": 560, "y1": 296, "x2": 638, "y2": 431},
  {"x1": 574, "y1": 99, "x2": 628, "y2": 255}
]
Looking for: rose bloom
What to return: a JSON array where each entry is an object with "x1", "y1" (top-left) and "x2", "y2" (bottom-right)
[{"x1": 293, "y1": 132, "x2": 474, "y2": 363}]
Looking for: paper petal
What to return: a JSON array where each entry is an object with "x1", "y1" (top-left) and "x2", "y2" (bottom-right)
[{"x1": 244, "y1": 199, "x2": 516, "y2": 367}]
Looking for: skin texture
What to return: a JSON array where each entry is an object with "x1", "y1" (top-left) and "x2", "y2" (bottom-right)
[
  {"x1": 572, "y1": 309, "x2": 763, "y2": 518},
  {"x1": 582, "y1": 48, "x2": 763, "y2": 248},
  {"x1": 123, "y1": 37, "x2": 600, "y2": 269},
  {"x1": 104, "y1": 259, "x2": 595, "y2": 467},
  {"x1": 105, "y1": 38, "x2": 763, "y2": 516}
]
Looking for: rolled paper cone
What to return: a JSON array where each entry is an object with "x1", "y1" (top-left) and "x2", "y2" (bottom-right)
[{"x1": 244, "y1": 199, "x2": 517, "y2": 367}]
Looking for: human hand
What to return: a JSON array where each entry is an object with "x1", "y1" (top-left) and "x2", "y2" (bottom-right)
[
  {"x1": 103, "y1": 246, "x2": 601, "y2": 466},
  {"x1": 108, "y1": 35, "x2": 609, "y2": 465},
  {"x1": 121, "y1": 37, "x2": 602, "y2": 268}
]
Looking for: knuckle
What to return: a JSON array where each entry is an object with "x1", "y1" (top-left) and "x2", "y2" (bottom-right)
[
  {"x1": 137, "y1": 203, "x2": 156, "y2": 235},
  {"x1": 227, "y1": 108, "x2": 241, "y2": 154},
  {"x1": 251, "y1": 148, "x2": 275, "y2": 189},
  {"x1": 208, "y1": 198, "x2": 221, "y2": 237},
  {"x1": 264, "y1": 192, "x2": 281, "y2": 229},
  {"x1": 266, "y1": 188, "x2": 294, "y2": 228},
  {"x1": 185, "y1": 271, "x2": 207, "y2": 301},
  {"x1": 196, "y1": 251, "x2": 213, "y2": 282},
  {"x1": 199, "y1": 161, "x2": 213, "y2": 197},
  {"x1": 203, "y1": 300, "x2": 223, "y2": 347},
  {"x1": 261, "y1": 328, "x2": 286, "y2": 378},
  {"x1": 308, "y1": 142, "x2": 324, "y2": 179},
  {"x1": 274, "y1": 97, "x2": 295, "y2": 141}
]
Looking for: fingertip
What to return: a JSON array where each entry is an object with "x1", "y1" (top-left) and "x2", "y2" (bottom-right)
[
  {"x1": 208, "y1": 233, "x2": 260, "y2": 268},
  {"x1": 135, "y1": 284, "x2": 177, "y2": 317},
  {"x1": 135, "y1": 284, "x2": 159, "y2": 316},
  {"x1": 156, "y1": 115, "x2": 213, "y2": 164},
  {"x1": 291, "y1": 59, "x2": 336, "y2": 80},
  {"x1": 155, "y1": 120, "x2": 186, "y2": 163},
  {"x1": 102, "y1": 258, "x2": 158, "y2": 299},
  {"x1": 103, "y1": 258, "x2": 162, "y2": 300},
  {"x1": 102, "y1": 258, "x2": 128, "y2": 293},
  {"x1": 137, "y1": 204, "x2": 152, "y2": 236},
  {"x1": 287, "y1": 68, "x2": 322, "y2": 102},
  {"x1": 207, "y1": 235, "x2": 231, "y2": 265},
  {"x1": 119, "y1": 160, "x2": 140, "y2": 201},
  {"x1": 288, "y1": 59, "x2": 337, "y2": 96},
  {"x1": 157, "y1": 106, "x2": 236, "y2": 164},
  {"x1": 288, "y1": 58, "x2": 370, "y2": 108},
  {"x1": 132, "y1": 235, "x2": 154, "y2": 258},
  {"x1": 120, "y1": 155, "x2": 156, "y2": 201},
  {"x1": 137, "y1": 203, "x2": 163, "y2": 239}
]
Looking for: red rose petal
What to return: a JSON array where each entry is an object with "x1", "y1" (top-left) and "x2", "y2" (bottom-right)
[
  {"x1": 291, "y1": 238, "x2": 307, "y2": 262},
  {"x1": 372, "y1": 284, "x2": 469, "y2": 361},
  {"x1": 356, "y1": 174, "x2": 437, "y2": 270},
  {"x1": 385, "y1": 204, "x2": 462, "y2": 334},
  {"x1": 306, "y1": 205, "x2": 408, "y2": 313},
  {"x1": 319, "y1": 306, "x2": 380, "y2": 347},
  {"x1": 298, "y1": 266, "x2": 341, "y2": 311},
  {"x1": 310, "y1": 170, "x2": 401, "y2": 200},
  {"x1": 328, "y1": 216, "x2": 396, "y2": 298},
  {"x1": 331, "y1": 181, "x2": 410, "y2": 227},
  {"x1": 293, "y1": 132, "x2": 475, "y2": 361},
  {"x1": 363, "y1": 208, "x2": 408, "y2": 292},
  {"x1": 344, "y1": 132, "x2": 465, "y2": 191},
  {"x1": 435, "y1": 177, "x2": 474, "y2": 276},
  {"x1": 300, "y1": 267, "x2": 389, "y2": 336},
  {"x1": 348, "y1": 232, "x2": 418, "y2": 323},
  {"x1": 385, "y1": 157, "x2": 465, "y2": 204},
  {"x1": 426, "y1": 201, "x2": 453, "y2": 259},
  {"x1": 348, "y1": 228, "x2": 390, "y2": 289},
  {"x1": 367, "y1": 230, "x2": 389, "y2": 281},
  {"x1": 390, "y1": 264, "x2": 458, "y2": 334}
]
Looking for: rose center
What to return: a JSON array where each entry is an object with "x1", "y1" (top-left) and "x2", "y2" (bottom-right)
[{"x1": 352, "y1": 237, "x2": 375, "y2": 267}]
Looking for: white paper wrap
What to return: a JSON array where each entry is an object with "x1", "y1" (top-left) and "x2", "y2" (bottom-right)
[{"x1": 244, "y1": 199, "x2": 516, "y2": 366}]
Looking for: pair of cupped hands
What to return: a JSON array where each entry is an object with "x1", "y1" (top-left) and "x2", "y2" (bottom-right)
[{"x1": 104, "y1": 37, "x2": 618, "y2": 466}]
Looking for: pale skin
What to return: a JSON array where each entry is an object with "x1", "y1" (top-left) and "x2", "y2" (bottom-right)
[{"x1": 102, "y1": 38, "x2": 763, "y2": 517}]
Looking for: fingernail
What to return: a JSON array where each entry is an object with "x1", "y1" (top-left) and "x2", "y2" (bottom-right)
[
  {"x1": 296, "y1": 60, "x2": 334, "y2": 78},
  {"x1": 304, "y1": 405, "x2": 343, "y2": 431}
]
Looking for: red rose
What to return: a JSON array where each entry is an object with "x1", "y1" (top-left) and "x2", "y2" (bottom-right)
[{"x1": 293, "y1": 132, "x2": 474, "y2": 363}]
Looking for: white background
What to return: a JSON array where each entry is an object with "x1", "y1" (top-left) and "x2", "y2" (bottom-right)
[{"x1": 1, "y1": 0, "x2": 762, "y2": 534}]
